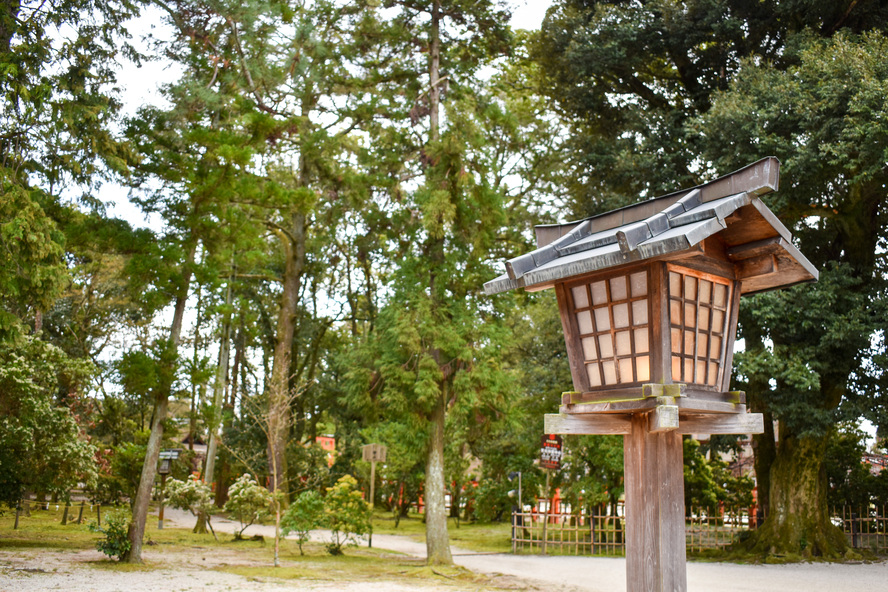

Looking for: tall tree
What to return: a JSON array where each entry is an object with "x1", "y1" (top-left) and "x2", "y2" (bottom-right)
[
  {"x1": 0, "y1": 0, "x2": 141, "y2": 510},
  {"x1": 697, "y1": 29, "x2": 888, "y2": 557},
  {"x1": 345, "y1": 0, "x2": 516, "y2": 565},
  {"x1": 535, "y1": 0, "x2": 888, "y2": 558}
]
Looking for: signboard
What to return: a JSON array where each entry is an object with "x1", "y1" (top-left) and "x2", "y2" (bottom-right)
[
  {"x1": 362, "y1": 443, "x2": 387, "y2": 463},
  {"x1": 159, "y1": 449, "x2": 182, "y2": 460},
  {"x1": 539, "y1": 434, "x2": 563, "y2": 470}
]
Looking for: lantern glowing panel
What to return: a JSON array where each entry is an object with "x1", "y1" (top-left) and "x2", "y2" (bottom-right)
[
  {"x1": 569, "y1": 270, "x2": 651, "y2": 387},
  {"x1": 667, "y1": 266, "x2": 731, "y2": 387}
]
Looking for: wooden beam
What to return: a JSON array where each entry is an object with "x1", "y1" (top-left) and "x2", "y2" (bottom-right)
[
  {"x1": 544, "y1": 413, "x2": 633, "y2": 435},
  {"x1": 556, "y1": 283, "x2": 589, "y2": 393},
  {"x1": 725, "y1": 236, "x2": 783, "y2": 260},
  {"x1": 676, "y1": 413, "x2": 764, "y2": 435},
  {"x1": 736, "y1": 254, "x2": 777, "y2": 279}
]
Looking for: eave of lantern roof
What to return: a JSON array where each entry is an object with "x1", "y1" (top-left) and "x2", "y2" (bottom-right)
[{"x1": 484, "y1": 158, "x2": 819, "y2": 296}]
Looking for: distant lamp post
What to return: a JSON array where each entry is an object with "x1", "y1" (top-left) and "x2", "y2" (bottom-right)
[
  {"x1": 157, "y1": 448, "x2": 181, "y2": 530},
  {"x1": 485, "y1": 158, "x2": 817, "y2": 591},
  {"x1": 362, "y1": 443, "x2": 387, "y2": 548},
  {"x1": 507, "y1": 471, "x2": 523, "y2": 553}
]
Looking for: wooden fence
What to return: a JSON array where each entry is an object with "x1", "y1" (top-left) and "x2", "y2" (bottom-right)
[
  {"x1": 512, "y1": 505, "x2": 888, "y2": 555},
  {"x1": 833, "y1": 506, "x2": 888, "y2": 552},
  {"x1": 8, "y1": 499, "x2": 104, "y2": 529}
]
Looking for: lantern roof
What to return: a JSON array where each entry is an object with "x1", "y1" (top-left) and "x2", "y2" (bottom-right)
[{"x1": 485, "y1": 157, "x2": 818, "y2": 296}]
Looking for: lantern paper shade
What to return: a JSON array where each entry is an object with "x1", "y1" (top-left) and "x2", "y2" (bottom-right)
[{"x1": 568, "y1": 270, "x2": 651, "y2": 387}]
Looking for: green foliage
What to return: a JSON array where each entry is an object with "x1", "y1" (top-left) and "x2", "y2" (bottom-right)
[
  {"x1": 560, "y1": 436, "x2": 624, "y2": 514},
  {"x1": 0, "y1": 188, "x2": 68, "y2": 335},
  {"x1": 683, "y1": 438, "x2": 754, "y2": 512},
  {"x1": 281, "y1": 490, "x2": 324, "y2": 555},
  {"x1": 90, "y1": 509, "x2": 132, "y2": 561},
  {"x1": 699, "y1": 30, "x2": 888, "y2": 430},
  {"x1": 324, "y1": 475, "x2": 371, "y2": 555},
  {"x1": 824, "y1": 426, "x2": 879, "y2": 508},
  {"x1": 223, "y1": 473, "x2": 272, "y2": 539},
  {"x1": 0, "y1": 0, "x2": 140, "y2": 334},
  {"x1": 683, "y1": 438, "x2": 721, "y2": 511},
  {"x1": 90, "y1": 441, "x2": 146, "y2": 505},
  {"x1": 286, "y1": 442, "x2": 332, "y2": 496},
  {"x1": 0, "y1": 334, "x2": 96, "y2": 505},
  {"x1": 165, "y1": 475, "x2": 214, "y2": 518}
]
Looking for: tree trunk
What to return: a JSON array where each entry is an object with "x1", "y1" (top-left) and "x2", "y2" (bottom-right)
[
  {"x1": 125, "y1": 390, "x2": 169, "y2": 562},
  {"x1": 425, "y1": 387, "x2": 452, "y2": 565},
  {"x1": 217, "y1": 321, "x2": 245, "y2": 508},
  {"x1": 743, "y1": 319, "x2": 775, "y2": 518},
  {"x1": 751, "y1": 409, "x2": 776, "y2": 519},
  {"x1": 267, "y1": 212, "x2": 305, "y2": 498},
  {"x1": 421, "y1": 0, "x2": 452, "y2": 566},
  {"x1": 124, "y1": 243, "x2": 195, "y2": 563},
  {"x1": 0, "y1": 0, "x2": 21, "y2": 53},
  {"x1": 743, "y1": 429, "x2": 847, "y2": 558},
  {"x1": 204, "y1": 272, "x2": 233, "y2": 489}
]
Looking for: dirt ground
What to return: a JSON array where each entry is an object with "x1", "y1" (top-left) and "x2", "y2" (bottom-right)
[{"x1": 3, "y1": 508, "x2": 887, "y2": 592}]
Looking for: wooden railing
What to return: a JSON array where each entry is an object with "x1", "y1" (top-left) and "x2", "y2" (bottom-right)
[{"x1": 512, "y1": 505, "x2": 888, "y2": 555}]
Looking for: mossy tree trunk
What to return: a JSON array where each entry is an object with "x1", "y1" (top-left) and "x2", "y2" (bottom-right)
[
  {"x1": 744, "y1": 429, "x2": 846, "y2": 559},
  {"x1": 744, "y1": 320, "x2": 776, "y2": 520}
]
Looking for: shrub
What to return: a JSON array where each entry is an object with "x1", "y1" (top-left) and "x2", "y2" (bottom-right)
[
  {"x1": 90, "y1": 509, "x2": 131, "y2": 561},
  {"x1": 281, "y1": 490, "x2": 324, "y2": 555},
  {"x1": 165, "y1": 474, "x2": 216, "y2": 536},
  {"x1": 223, "y1": 473, "x2": 272, "y2": 539},
  {"x1": 324, "y1": 475, "x2": 371, "y2": 555}
]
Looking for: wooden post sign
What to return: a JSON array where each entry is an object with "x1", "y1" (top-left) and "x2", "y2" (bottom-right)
[
  {"x1": 484, "y1": 159, "x2": 818, "y2": 592},
  {"x1": 362, "y1": 443, "x2": 387, "y2": 549},
  {"x1": 157, "y1": 448, "x2": 181, "y2": 530},
  {"x1": 362, "y1": 444, "x2": 387, "y2": 506},
  {"x1": 540, "y1": 434, "x2": 563, "y2": 470},
  {"x1": 362, "y1": 443, "x2": 387, "y2": 464}
]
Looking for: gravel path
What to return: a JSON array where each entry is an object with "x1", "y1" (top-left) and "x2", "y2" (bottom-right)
[{"x1": 173, "y1": 508, "x2": 888, "y2": 592}]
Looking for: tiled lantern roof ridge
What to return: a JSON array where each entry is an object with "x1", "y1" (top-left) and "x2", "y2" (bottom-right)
[{"x1": 484, "y1": 157, "x2": 818, "y2": 297}]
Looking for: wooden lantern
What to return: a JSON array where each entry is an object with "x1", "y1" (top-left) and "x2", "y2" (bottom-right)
[{"x1": 484, "y1": 158, "x2": 817, "y2": 592}]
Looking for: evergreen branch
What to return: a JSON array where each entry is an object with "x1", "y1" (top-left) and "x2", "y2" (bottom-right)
[
  {"x1": 226, "y1": 16, "x2": 276, "y2": 115},
  {"x1": 264, "y1": 219, "x2": 297, "y2": 246},
  {"x1": 227, "y1": 273, "x2": 281, "y2": 283}
]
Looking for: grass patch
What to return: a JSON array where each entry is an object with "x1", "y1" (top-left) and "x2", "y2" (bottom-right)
[
  {"x1": 0, "y1": 509, "x2": 97, "y2": 550},
  {"x1": 1, "y1": 506, "x2": 513, "y2": 590},
  {"x1": 221, "y1": 547, "x2": 496, "y2": 587}
]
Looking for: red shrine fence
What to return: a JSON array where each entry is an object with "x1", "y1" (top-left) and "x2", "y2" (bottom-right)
[{"x1": 511, "y1": 505, "x2": 888, "y2": 555}]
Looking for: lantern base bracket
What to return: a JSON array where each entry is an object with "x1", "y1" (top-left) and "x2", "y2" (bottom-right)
[
  {"x1": 544, "y1": 410, "x2": 764, "y2": 436},
  {"x1": 562, "y1": 386, "x2": 745, "y2": 415}
]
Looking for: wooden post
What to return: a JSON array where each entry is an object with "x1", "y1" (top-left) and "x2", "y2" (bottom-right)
[
  {"x1": 368, "y1": 459, "x2": 376, "y2": 548},
  {"x1": 158, "y1": 473, "x2": 167, "y2": 529},
  {"x1": 624, "y1": 414, "x2": 687, "y2": 592},
  {"x1": 76, "y1": 500, "x2": 85, "y2": 524},
  {"x1": 541, "y1": 470, "x2": 550, "y2": 555},
  {"x1": 61, "y1": 500, "x2": 70, "y2": 525},
  {"x1": 511, "y1": 506, "x2": 517, "y2": 553}
]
